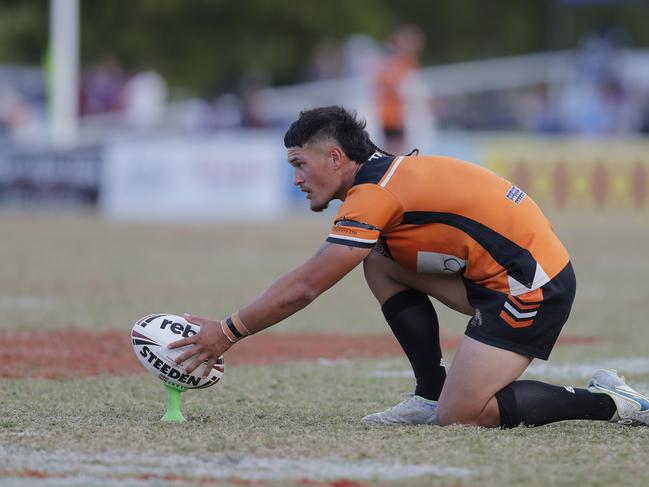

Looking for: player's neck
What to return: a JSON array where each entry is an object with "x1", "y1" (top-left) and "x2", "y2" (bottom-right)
[{"x1": 336, "y1": 161, "x2": 363, "y2": 201}]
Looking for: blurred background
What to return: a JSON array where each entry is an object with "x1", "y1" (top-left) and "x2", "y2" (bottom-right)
[{"x1": 1, "y1": 0, "x2": 648, "y2": 218}]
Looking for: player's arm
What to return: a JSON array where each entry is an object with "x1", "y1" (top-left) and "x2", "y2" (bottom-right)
[
  {"x1": 238, "y1": 241, "x2": 370, "y2": 331},
  {"x1": 169, "y1": 241, "x2": 371, "y2": 374}
]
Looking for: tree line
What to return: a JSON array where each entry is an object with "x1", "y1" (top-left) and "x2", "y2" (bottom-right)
[{"x1": 0, "y1": 0, "x2": 647, "y2": 95}]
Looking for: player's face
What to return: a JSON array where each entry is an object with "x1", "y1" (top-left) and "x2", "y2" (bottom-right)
[{"x1": 287, "y1": 142, "x2": 341, "y2": 212}]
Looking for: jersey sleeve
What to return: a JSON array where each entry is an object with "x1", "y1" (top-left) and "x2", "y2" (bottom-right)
[{"x1": 327, "y1": 184, "x2": 403, "y2": 248}]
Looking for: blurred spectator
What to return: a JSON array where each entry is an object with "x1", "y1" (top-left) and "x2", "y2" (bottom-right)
[
  {"x1": 79, "y1": 58, "x2": 124, "y2": 115},
  {"x1": 557, "y1": 29, "x2": 642, "y2": 135},
  {"x1": 240, "y1": 67, "x2": 272, "y2": 128},
  {"x1": 640, "y1": 96, "x2": 649, "y2": 135},
  {"x1": 0, "y1": 66, "x2": 47, "y2": 144},
  {"x1": 375, "y1": 25, "x2": 427, "y2": 154},
  {"x1": 0, "y1": 85, "x2": 46, "y2": 143},
  {"x1": 515, "y1": 85, "x2": 563, "y2": 133},
  {"x1": 213, "y1": 93, "x2": 244, "y2": 129},
  {"x1": 342, "y1": 34, "x2": 381, "y2": 77},
  {"x1": 180, "y1": 97, "x2": 218, "y2": 132},
  {"x1": 306, "y1": 40, "x2": 344, "y2": 81},
  {"x1": 121, "y1": 69, "x2": 168, "y2": 129},
  {"x1": 598, "y1": 75, "x2": 641, "y2": 134}
]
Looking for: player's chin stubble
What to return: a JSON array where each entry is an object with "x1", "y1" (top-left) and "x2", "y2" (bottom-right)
[{"x1": 311, "y1": 202, "x2": 329, "y2": 212}]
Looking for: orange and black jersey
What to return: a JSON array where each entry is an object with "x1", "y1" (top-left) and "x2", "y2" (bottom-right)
[{"x1": 327, "y1": 152, "x2": 570, "y2": 296}]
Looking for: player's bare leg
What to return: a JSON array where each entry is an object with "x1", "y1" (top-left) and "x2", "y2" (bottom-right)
[
  {"x1": 437, "y1": 335, "x2": 643, "y2": 428},
  {"x1": 436, "y1": 336, "x2": 530, "y2": 426},
  {"x1": 363, "y1": 249, "x2": 473, "y2": 313},
  {"x1": 361, "y1": 249, "x2": 473, "y2": 425},
  {"x1": 364, "y1": 251, "x2": 530, "y2": 427},
  {"x1": 362, "y1": 250, "x2": 628, "y2": 429}
]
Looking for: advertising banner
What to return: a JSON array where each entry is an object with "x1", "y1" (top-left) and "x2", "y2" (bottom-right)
[
  {"x1": 101, "y1": 131, "x2": 287, "y2": 220},
  {"x1": 484, "y1": 136, "x2": 649, "y2": 211},
  {"x1": 0, "y1": 145, "x2": 101, "y2": 205}
]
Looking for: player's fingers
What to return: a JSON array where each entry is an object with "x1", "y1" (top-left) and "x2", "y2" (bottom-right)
[
  {"x1": 186, "y1": 352, "x2": 209, "y2": 374},
  {"x1": 202, "y1": 357, "x2": 217, "y2": 379},
  {"x1": 183, "y1": 313, "x2": 211, "y2": 328},
  {"x1": 174, "y1": 345, "x2": 201, "y2": 364},
  {"x1": 168, "y1": 335, "x2": 197, "y2": 350}
]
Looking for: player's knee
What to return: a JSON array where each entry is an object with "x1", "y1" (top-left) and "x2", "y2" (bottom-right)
[
  {"x1": 437, "y1": 402, "x2": 468, "y2": 426},
  {"x1": 437, "y1": 397, "x2": 463, "y2": 425},
  {"x1": 437, "y1": 406, "x2": 478, "y2": 426},
  {"x1": 437, "y1": 399, "x2": 494, "y2": 427}
]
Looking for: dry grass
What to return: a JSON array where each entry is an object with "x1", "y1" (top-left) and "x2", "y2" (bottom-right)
[{"x1": 1, "y1": 209, "x2": 648, "y2": 486}]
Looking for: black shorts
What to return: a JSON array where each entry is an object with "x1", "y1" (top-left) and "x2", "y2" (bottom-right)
[{"x1": 463, "y1": 262, "x2": 576, "y2": 360}]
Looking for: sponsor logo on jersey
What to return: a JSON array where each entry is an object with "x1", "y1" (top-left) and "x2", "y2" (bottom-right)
[
  {"x1": 416, "y1": 251, "x2": 466, "y2": 274},
  {"x1": 332, "y1": 226, "x2": 360, "y2": 236},
  {"x1": 506, "y1": 185, "x2": 526, "y2": 204}
]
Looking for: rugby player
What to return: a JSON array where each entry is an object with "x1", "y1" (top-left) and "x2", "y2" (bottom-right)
[{"x1": 170, "y1": 106, "x2": 649, "y2": 428}]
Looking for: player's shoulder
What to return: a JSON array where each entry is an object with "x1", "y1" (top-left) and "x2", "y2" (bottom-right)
[
  {"x1": 358, "y1": 151, "x2": 453, "y2": 190},
  {"x1": 353, "y1": 151, "x2": 396, "y2": 186}
]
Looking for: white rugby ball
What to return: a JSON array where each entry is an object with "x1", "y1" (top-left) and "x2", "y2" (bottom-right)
[{"x1": 131, "y1": 313, "x2": 224, "y2": 390}]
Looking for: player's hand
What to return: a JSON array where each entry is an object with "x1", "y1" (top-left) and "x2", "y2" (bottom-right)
[{"x1": 168, "y1": 313, "x2": 232, "y2": 377}]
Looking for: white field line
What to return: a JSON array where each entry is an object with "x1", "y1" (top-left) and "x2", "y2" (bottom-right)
[
  {"x1": 370, "y1": 369, "x2": 416, "y2": 378},
  {"x1": 0, "y1": 296, "x2": 59, "y2": 311},
  {"x1": 369, "y1": 356, "x2": 649, "y2": 388},
  {"x1": 317, "y1": 358, "x2": 353, "y2": 366},
  {"x1": 524, "y1": 357, "x2": 649, "y2": 384},
  {"x1": 0, "y1": 446, "x2": 476, "y2": 485}
]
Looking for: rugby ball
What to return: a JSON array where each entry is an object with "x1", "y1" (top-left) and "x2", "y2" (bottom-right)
[{"x1": 131, "y1": 313, "x2": 224, "y2": 390}]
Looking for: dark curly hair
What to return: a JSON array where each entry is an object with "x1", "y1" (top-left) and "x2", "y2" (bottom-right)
[{"x1": 284, "y1": 106, "x2": 392, "y2": 162}]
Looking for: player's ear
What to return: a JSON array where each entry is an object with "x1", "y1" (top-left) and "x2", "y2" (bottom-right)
[{"x1": 330, "y1": 146, "x2": 345, "y2": 169}]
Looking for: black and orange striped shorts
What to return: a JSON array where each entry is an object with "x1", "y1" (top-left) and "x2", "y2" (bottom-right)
[{"x1": 463, "y1": 262, "x2": 576, "y2": 360}]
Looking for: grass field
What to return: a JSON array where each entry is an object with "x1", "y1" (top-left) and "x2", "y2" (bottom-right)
[{"x1": 1, "y1": 209, "x2": 648, "y2": 486}]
